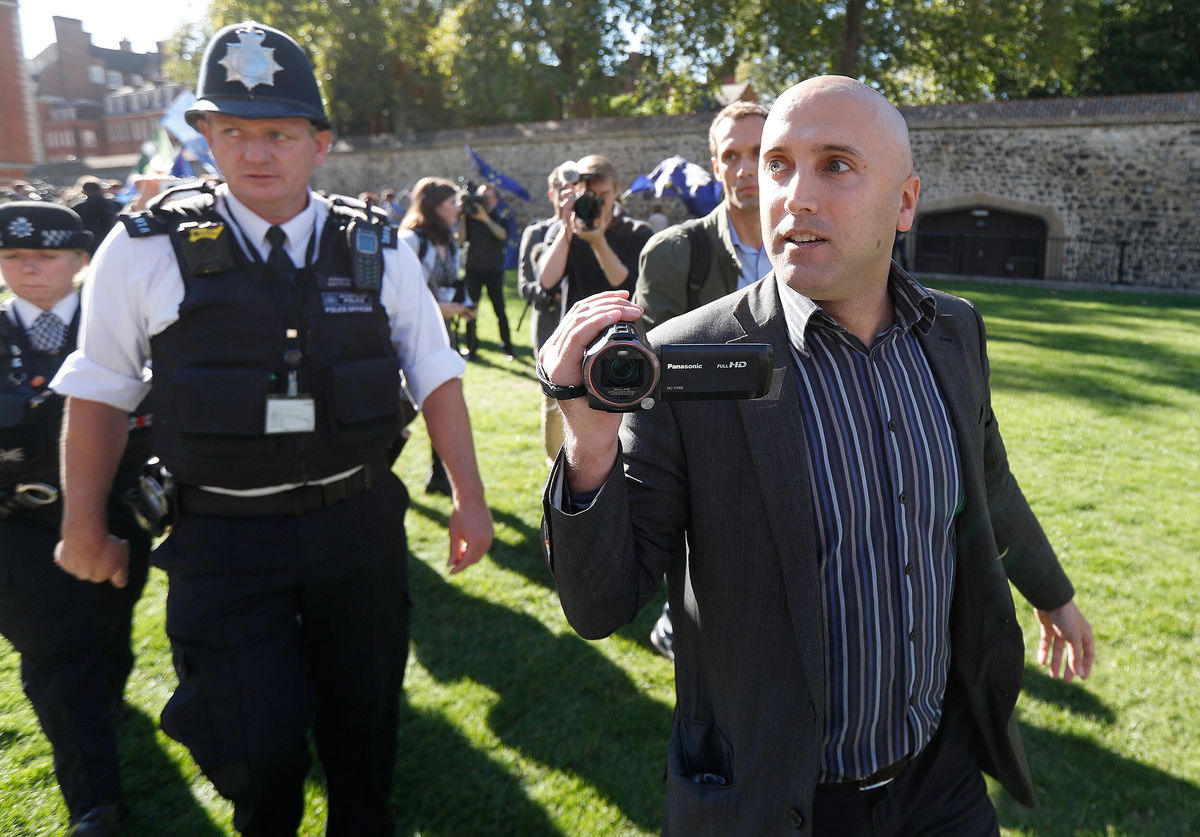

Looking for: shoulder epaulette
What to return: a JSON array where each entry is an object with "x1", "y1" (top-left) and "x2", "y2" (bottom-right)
[
  {"x1": 121, "y1": 211, "x2": 175, "y2": 238},
  {"x1": 121, "y1": 180, "x2": 220, "y2": 238}
]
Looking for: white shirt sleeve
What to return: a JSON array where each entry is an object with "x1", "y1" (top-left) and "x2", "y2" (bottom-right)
[
  {"x1": 380, "y1": 235, "x2": 464, "y2": 408},
  {"x1": 50, "y1": 226, "x2": 184, "y2": 412}
]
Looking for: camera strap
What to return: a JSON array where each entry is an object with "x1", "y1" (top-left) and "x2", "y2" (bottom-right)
[{"x1": 535, "y1": 361, "x2": 587, "y2": 401}]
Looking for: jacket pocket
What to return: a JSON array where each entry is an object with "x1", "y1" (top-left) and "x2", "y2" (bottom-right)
[
  {"x1": 174, "y1": 367, "x2": 277, "y2": 457},
  {"x1": 671, "y1": 716, "x2": 736, "y2": 789},
  {"x1": 325, "y1": 356, "x2": 402, "y2": 446}
]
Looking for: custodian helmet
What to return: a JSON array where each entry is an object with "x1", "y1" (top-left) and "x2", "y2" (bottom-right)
[{"x1": 185, "y1": 21, "x2": 330, "y2": 130}]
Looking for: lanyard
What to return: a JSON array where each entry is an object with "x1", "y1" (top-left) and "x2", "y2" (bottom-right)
[{"x1": 221, "y1": 198, "x2": 321, "y2": 396}]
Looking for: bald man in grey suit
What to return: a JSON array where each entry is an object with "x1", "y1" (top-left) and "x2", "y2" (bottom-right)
[{"x1": 537, "y1": 76, "x2": 1095, "y2": 837}]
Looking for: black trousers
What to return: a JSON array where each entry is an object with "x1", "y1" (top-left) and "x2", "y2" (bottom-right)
[
  {"x1": 0, "y1": 505, "x2": 150, "y2": 820},
  {"x1": 156, "y1": 473, "x2": 411, "y2": 837},
  {"x1": 812, "y1": 698, "x2": 1000, "y2": 837},
  {"x1": 464, "y1": 266, "x2": 512, "y2": 351}
]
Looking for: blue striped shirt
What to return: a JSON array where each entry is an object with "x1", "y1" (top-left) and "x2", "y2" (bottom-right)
[{"x1": 779, "y1": 270, "x2": 963, "y2": 783}]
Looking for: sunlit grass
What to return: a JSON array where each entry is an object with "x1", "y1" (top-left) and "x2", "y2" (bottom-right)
[{"x1": 1, "y1": 276, "x2": 1196, "y2": 835}]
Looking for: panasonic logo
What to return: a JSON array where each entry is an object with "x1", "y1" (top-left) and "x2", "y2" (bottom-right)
[{"x1": 666, "y1": 363, "x2": 703, "y2": 370}]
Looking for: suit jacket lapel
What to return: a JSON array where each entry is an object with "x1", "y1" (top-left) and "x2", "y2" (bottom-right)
[
  {"x1": 730, "y1": 274, "x2": 826, "y2": 709},
  {"x1": 917, "y1": 308, "x2": 982, "y2": 497}
]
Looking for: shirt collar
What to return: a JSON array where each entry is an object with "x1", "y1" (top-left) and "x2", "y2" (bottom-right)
[
  {"x1": 726, "y1": 207, "x2": 750, "y2": 253},
  {"x1": 218, "y1": 183, "x2": 326, "y2": 264},
  {"x1": 779, "y1": 263, "x2": 937, "y2": 356},
  {"x1": 9, "y1": 292, "x2": 79, "y2": 330}
]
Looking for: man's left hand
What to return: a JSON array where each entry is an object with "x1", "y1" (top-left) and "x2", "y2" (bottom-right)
[
  {"x1": 447, "y1": 494, "x2": 493, "y2": 574},
  {"x1": 1035, "y1": 599, "x2": 1096, "y2": 683}
]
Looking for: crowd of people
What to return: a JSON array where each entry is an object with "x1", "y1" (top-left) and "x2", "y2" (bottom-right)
[{"x1": 1, "y1": 17, "x2": 1096, "y2": 837}]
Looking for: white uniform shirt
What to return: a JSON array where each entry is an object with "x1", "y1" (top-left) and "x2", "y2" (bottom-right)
[{"x1": 51, "y1": 185, "x2": 464, "y2": 491}]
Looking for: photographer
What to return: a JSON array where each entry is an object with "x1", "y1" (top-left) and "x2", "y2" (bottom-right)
[
  {"x1": 460, "y1": 183, "x2": 514, "y2": 360},
  {"x1": 536, "y1": 155, "x2": 653, "y2": 316}
]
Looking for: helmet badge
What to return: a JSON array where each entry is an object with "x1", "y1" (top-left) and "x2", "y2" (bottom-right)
[{"x1": 218, "y1": 26, "x2": 284, "y2": 91}]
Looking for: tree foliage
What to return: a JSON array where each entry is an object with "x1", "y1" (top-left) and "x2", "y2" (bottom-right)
[
  {"x1": 1076, "y1": 1, "x2": 1200, "y2": 95},
  {"x1": 162, "y1": 0, "x2": 1195, "y2": 135}
]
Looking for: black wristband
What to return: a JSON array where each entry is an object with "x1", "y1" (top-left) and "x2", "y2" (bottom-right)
[{"x1": 536, "y1": 362, "x2": 587, "y2": 401}]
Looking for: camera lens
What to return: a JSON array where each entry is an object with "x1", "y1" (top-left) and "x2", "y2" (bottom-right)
[
  {"x1": 601, "y1": 355, "x2": 643, "y2": 387},
  {"x1": 582, "y1": 323, "x2": 660, "y2": 411},
  {"x1": 573, "y1": 191, "x2": 601, "y2": 229}
]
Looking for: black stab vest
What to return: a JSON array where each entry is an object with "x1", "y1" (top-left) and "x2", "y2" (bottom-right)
[
  {"x1": 139, "y1": 191, "x2": 403, "y2": 489},
  {"x1": 0, "y1": 302, "x2": 152, "y2": 524}
]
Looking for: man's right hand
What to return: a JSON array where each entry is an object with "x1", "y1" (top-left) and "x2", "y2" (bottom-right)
[
  {"x1": 554, "y1": 191, "x2": 575, "y2": 226},
  {"x1": 55, "y1": 532, "x2": 131, "y2": 589},
  {"x1": 538, "y1": 290, "x2": 642, "y2": 493}
]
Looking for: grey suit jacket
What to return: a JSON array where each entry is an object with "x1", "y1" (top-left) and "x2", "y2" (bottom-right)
[
  {"x1": 634, "y1": 204, "x2": 741, "y2": 330},
  {"x1": 543, "y1": 272, "x2": 1075, "y2": 837}
]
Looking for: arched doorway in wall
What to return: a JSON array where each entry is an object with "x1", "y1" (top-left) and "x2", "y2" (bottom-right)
[{"x1": 913, "y1": 207, "x2": 1049, "y2": 279}]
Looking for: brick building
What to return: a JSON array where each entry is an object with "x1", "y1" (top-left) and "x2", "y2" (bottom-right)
[
  {"x1": 0, "y1": 0, "x2": 40, "y2": 181},
  {"x1": 28, "y1": 16, "x2": 177, "y2": 164}
]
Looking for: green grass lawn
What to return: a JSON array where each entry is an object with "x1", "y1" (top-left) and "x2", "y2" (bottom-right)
[{"x1": 1, "y1": 277, "x2": 1197, "y2": 836}]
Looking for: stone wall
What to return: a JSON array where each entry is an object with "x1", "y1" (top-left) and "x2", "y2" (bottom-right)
[{"x1": 315, "y1": 93, "x2": 1200, "y2": 289}]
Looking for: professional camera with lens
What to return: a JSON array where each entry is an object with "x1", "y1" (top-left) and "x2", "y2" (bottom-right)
[
  {"x1": 558, "y1": 165, "x2": 603, "y2": 230},
  {"x1": 582, "y1": 322, "x2": 773, "y2": 412}
]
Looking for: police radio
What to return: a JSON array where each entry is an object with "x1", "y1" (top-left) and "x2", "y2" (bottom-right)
[{"x1": 348, "y1": 218, "x2": 383, "y2": 290}]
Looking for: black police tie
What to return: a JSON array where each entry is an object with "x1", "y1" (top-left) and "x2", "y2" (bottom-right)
[
  {"x1": 28, "y1": 311, "x2": 67, "y2": 353},
  {"x1": 265, "y1": 225, "x2": 297, "y2": 284}
]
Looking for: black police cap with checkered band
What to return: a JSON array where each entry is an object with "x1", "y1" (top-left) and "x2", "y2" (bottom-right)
[{"x1": 0, "y1": 202, "x2": 93, "y2": 251}]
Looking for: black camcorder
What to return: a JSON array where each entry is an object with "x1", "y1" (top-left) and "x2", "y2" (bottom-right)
[
  {"x1": 558, "y1": 165, "x2": 602, "y2": 230},
  {"x1": 582, "y1": 323, "x2": 773, "y2": 412}
]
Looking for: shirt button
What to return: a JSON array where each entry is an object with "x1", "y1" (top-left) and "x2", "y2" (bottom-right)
[
  {"x1": 887, "y1": 419, "x2": 897, "y2": 432},
  {"x1": 909, "y1": 630, "x2": 917, "y2": 641},
  {"x1": 905, "y1": 563, "x2": 913, "y2": 576},
  {"x1": 899, "y1": 492, "x2": 908, "y2": 504}
]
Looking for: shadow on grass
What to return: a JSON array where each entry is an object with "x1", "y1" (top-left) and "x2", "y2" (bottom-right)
[
  {"x1": 116, "y1": 707, "x2": 224, "y2": 836},
  {"x1": 458, "y1": 337, "x2": 536, "y2": 372},
  {"x1": 1020, "y1": 665, "x2": 1116, "y2": 724},
  {"x1": 408, "y1": 498, "x2": 555, "y2": 592},
  {"x1": 932, "y1": 286, "x2": 1200, "y2": 411},
  {"x1": 996, "y1": 667, "x2": 1199, "y2": 835},
  {"x1": 407, "y1": 557, "x2": 672, "y2": 833},
  {"x1": 999, "y1": 720, "x2": 1200, "y2": 836},
  {"x1": 392, "y1": 702, "x2": 562, "y2": 836}
]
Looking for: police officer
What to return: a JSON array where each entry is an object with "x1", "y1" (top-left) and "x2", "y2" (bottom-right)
[
  {"x1": 52, "y1": 21, "x2": 493, "y2": 837},
  {"x1": 0, "y1": 202, "x2": 152, "y2": 837}
]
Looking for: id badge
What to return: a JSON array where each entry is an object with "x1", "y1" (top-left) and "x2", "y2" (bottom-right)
[{"x1": 265, "y1": 395, "x2": 316, "y2": 434}]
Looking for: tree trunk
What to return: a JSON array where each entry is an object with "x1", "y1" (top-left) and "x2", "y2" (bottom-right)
[{"x1": 835, "y1": 0, "x2": 868, "y2": 77}]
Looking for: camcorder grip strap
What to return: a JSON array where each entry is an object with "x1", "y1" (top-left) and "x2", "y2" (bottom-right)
[{"x1": 536, "y1": 362, "x2": 587, "y2": 401}]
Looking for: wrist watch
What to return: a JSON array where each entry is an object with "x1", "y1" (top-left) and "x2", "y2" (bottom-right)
[{"x1": 536, "y1": 362, "x2": 587, "y2": 400}]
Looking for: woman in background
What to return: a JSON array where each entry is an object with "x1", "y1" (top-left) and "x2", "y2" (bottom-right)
[{"x1": 399, "y1": 178, "x2": 474, "y2": 496}]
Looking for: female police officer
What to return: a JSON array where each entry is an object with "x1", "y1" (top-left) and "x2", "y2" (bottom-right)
[{"x1": 0, "y1": 201, "x2": 152, "y2": 836}]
